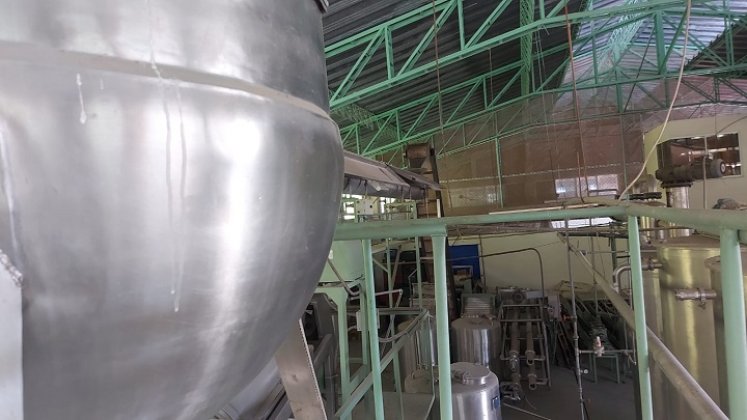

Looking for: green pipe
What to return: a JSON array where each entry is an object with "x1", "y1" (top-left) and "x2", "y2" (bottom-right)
[
  {"x1": 362, "y1": 239, "x2": 385, "y2": 420},
  {"x1": 719, "y1": 229, "x2": 747, "y2": 420},
  {"x1": 628, "y1": 216, "x2": 654, "y2": 420},
  {"x1": 335, "y1": 205, "x2": 624, "y2": 240},
  {"x1": 432, "y1": 235, "x2": 453, "y2": 420}
]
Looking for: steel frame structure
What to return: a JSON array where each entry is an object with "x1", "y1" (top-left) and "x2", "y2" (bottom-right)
[
  {"x1": 333, "y1": 201, "x2": 746, "y2": 420},
  {"x1": 326, "y1": 0, "x2": 747, "y2": 157}
]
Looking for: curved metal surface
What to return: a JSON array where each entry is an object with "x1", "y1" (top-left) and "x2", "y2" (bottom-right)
[
  {"x1": 655, "y1": 236, "x2": 722, "y2": 420},
  {"x1": 451, "y1": 316, "x2": 501, "y2": 374},
  {"x1": 450, "y1": 362, "x2": 502, "y2": 420},
  {"x1": 0, "y1": 1, "x2": 343, "y2": 419}
]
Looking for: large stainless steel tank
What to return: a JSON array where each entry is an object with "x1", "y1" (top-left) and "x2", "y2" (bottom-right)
[
  {"x1": 0, "y1": 1, "x2": 343, "y2": 419},
  {"x1": 655, "y1": 236, "x2": 721, "y2": 420},
  {"x1": 707, "y1": 252, "x2": 747, "y2": 417},
  {"x1": 451, "y1": 315, "x2": 501, "y2": 374}
]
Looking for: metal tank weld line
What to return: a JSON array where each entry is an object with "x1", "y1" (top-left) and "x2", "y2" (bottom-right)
[{"x1": 0, "y1": 40, "x2": 330, "y2": 118}]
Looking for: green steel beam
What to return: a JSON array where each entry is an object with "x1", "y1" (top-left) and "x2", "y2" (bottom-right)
[
  {"x1": 520, "y1": 0, "x2": 535, "y2": 95},
  {"x1": 326, "y1": 0, "x2": 719, "y2": 109},
  {"x1": 628, "y1": 216, "x2": 654, "y2": 420},
  {"x1": 329, "y1": 0, "x2": 744, "y2": 157},
  {"x1": 719, "y1": 229, "x2": 747, "y2": 419},
  {"x1": 363, "y1": 63, "x2": 747, "y2": 157},
  {"x1": 399, "y1": 1, "x2": 457, "y2": 76}
]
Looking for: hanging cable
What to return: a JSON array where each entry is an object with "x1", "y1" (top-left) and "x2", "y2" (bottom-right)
[
  {"x1": 619, "y1": 0, "x2": 692, "y2": 199},
  {"x1": 563, "y1": 5, "x2": 591, "y2": 199}
]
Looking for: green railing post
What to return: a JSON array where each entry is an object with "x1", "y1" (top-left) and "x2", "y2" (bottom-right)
[
  {"x1": 432, "y1": 234, "x2": 453, "y2": 420},
  {"x1": 628, "y1": 216, "x2": 654, "y2": 420},
  {"x1": 719, "y1": 229, "x2": 747, "y2": 420},
  {"x1": 362, "y1": 239, "x2": 385, "y2": 419}
]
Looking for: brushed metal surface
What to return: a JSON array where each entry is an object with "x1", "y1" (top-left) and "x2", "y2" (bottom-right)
[
  {"x1": 450, "y1": 362, "x2": 502, "y2": 420},
  {"x1": 655, "y1": 236, "x2": 721, "y2": 420},
  {"x1": 0, "y1": 1, "x2": 343, "y2": 419},
  {"x1": 275, "y1": 320, "x2": 327, "y2": 420},
  {"x1": 707, "y1": 252, "x2": 747, "y2": 417},
  {"x1": 451, "y1": 316, "x2": 501, "y2": 374}
]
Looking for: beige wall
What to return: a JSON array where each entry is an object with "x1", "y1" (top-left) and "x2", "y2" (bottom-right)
[
  {"x1": 643, "y1": 114, "x2": 747, "y2": 209},
  {"x1": 450, "y1": 232, "x2": 624, "y2": 292}
]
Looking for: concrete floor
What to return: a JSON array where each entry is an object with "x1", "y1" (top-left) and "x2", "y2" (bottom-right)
[{"x1": 502, "y1": 367, "x2": 636, "y2": 420}]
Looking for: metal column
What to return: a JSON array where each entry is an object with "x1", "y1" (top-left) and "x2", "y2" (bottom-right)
[
  {"x1": 719, "y1": 229, "x2": 747, "y2": 420},
  {"x1": 362, "y1": 239, "x2": 385, "y2": 420},
  {"x1": 628, "y1": 216, "x2": 654, "y2": 420},
  {"x1": 432, "y1": 235, "x2": 453, "y2": 420}
]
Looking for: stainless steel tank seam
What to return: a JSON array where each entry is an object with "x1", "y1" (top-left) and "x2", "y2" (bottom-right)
[{"x1": 0, "y1": 41, "x2": 333, "y2": 117}]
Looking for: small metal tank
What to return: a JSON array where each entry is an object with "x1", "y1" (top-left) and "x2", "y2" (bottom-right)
[
  {"x1": 398, "y1": 317, "x2": 438, "y2": 384},
  {"x1": 449, "y1": 362, "x2": 502, "y2": 420},
  {"x1": 451, "y1": 315, "x2": 501, "y2": 374},
  {"x1": 404, "y1": 363, "x2": 502, "y2": 420},
  {"x1": 707, "y1": 251, "x2": 747, "y2": 417},
  {"x1": 655, "y1": 236, "x2": 722, "y2": 420}
]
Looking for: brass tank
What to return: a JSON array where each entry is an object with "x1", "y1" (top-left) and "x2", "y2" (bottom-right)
[{"x1": 655, "y1": 235, "x2": 722, "y2": 420}]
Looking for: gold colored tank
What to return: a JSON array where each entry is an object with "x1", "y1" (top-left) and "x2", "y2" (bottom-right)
[{"x1": 655, "y1": 235, "x2": 721, "y2": 420}]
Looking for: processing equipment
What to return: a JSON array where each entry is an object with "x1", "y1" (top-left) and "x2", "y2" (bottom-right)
[{"x1": 0, "y1": 0, "x2": 342, "y2": 418}]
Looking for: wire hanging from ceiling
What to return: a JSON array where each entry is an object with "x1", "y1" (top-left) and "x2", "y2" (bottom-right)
[{"x1": 619, "y1": 0, "x2": 693, "y2": 199}]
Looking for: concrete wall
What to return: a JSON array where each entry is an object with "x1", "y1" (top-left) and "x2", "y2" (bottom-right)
[
  {"x1": 450, "y1": 232, "x2": 626, "y2": 292},
  {"x1": 643, "y1": 114, "x2": 747, "y2": 209}
]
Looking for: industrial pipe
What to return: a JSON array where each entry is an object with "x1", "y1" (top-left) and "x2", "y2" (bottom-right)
[
  {"x1": 525, "y1": 321, "x2": 535, "y2": 365},
  {"x1": 567, "y1": 240, "x2": 727, "y2": 420},
  {"x1": 612, "y1": 264, "x2": 630, "y2": 292},
  {"x1": 432, "y1": 235, "x2": 454, "y2": 420},
  {"x1": 719, "y1": 229, "x2": 747, "y2": 420}
]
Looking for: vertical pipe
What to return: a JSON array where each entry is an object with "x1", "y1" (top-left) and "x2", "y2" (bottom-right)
[
  {"x1": 628, "y1": 216, "x2": 654, "y2": 420},
  {"x1": 362, "y1": 239, "x2": 385, "y2": 420},
  {"x1": 719, "y1": 229, "x2": 747, "y2": 420},
  {"x1": 336, "y1": 294, "x2": 352, "y2": 420},
  {"x1": 432, "y1": 234, "x2": 453, "y2": 420},
  {"x1": 415, "y1": 236, "x2": 423, "y2": 309}
]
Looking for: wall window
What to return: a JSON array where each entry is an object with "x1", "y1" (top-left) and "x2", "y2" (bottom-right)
[
  {"x1": 555, "y1": 174, "x2": 619, "y2": 199},
  {"x1": 657, "y1": 133, "x2": 741, "y2": 176}
]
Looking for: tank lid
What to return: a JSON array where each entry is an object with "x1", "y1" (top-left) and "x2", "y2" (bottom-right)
[
  {"x1": 705, "y1": 254, "x2": 747, "y2": 272},
  {"x1": 451, "y1": 315, "x2": 497, "y2": 329},
  {"x1": 450, "y1": 362, "x2": 491, "y2": 386}
]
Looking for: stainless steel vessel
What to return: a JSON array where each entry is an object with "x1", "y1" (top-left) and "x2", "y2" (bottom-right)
[
  {"x1": 655, "y1": 236, "x2": 721, "y2": 420},
  {"x1": 398, "y1": 317, "x2": 438, "y2": 383},
  {"x1": 448, "y1": 362, "x2": 502, "y2": 420},
  {"x1": 0, "y1": 1, "x2": 343, "y2": 419},
  {"x1": 707, "y1": 252, "x2": 747, "y2": 417},
  {"x1": 404, "y1": 363, "x2": 502, "y2": 420},
  {"x1": 452, "y1": 315, "x2": 501, "y2": 374}
]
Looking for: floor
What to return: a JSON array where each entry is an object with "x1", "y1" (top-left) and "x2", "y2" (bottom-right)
[{"x1": 502, "y1": 366, "x2": 636, "y2": 420}]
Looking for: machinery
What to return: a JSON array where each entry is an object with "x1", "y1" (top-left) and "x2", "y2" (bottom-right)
[
  {"x1": 451, "y1": 315, "x2": 501, "y2": 375},
  {"x1": 402, "y1": 363, "x2": 502, "y2": 420},
  {"x1": 0, "y1": 1, "x2": 342, "y2": 419},
  {"x1": 654, "y1": 236, "x2": 722, "y2": 420},
  {"x1": 447, "y1": 363, "x2": 502, "y2": 420}
]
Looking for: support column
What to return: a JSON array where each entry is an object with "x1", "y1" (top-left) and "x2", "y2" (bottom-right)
[
  {"x1": 362, "y1": 239, "x2": 385, "y2": 420},
  {"x1": 628, "y1": 216, "x2": 654, "y2": 420},
  {"x1": 432, "y1": 234, "x2": 453, "y2": 420},
  {"x1": 719, "y1": 229, "x2": 747, "y2": 420}
]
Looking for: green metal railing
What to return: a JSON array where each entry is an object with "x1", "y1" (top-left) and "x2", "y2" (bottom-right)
[{"x1": 333, "y1": 202, "x2": 746, "y2": 420}]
